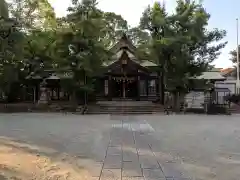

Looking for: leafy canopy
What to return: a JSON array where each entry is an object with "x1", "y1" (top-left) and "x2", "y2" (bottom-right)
[{"x1": 140, "y1": 0, "x2": 227, "y2": 92}]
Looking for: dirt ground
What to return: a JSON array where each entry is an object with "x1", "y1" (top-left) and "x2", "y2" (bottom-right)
[{"x1": 0, "y1": 137, "x2": 91, "y2": 180}]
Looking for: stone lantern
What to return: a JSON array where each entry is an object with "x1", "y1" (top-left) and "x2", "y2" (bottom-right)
[{"x1": 38, "y1": 79, "x2": 48, "y2": 104}]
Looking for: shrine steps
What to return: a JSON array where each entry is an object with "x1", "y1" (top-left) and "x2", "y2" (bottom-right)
[{"x1": 86, "y1": 100, "x2": 164, "y2": 114}]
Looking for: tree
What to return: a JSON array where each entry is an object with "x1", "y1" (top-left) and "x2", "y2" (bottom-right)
[
  {"x1": 9, "y1": 0, "x2": 57, "y2": 31},
  {"x1": 229, "y1": 47, "x2": 239, "y2": 64},
  {"x1": 0, "y1": 0, "x2": 59, "y2": 102},
  {"x1": 127, "y1": 27, "x2": 151, "y2": 60},
  {"x1": 228, "y1": 46, "x2": 240, "y2": 78},
  {"x1": 0, "y1": 0, "x2": 8, "y2": 18},
  {"x1": 140, "y1": 0, "x2": 227, "y2": 111},
  {"x1": 57, "y1": 0, "x2": 109, "y2": 105},
  {"x1": 0, "y1": 2, "x2": 25, "y2": 101},
  {"x1": 9, "y1": 0, "x2": 60, "y2": 78},
  {"x1": 101, "y1": 12, "x2": 129, "y2": 48},
  {"x1": 23, "y1": 30, "x2": 58, "y2": 78}
]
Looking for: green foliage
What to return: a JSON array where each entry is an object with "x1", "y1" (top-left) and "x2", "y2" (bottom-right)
[
  {"x1": 139, "y1": 0, "x2": 227, "y2": 111},
  {"x1": 56, "y1": 0, "x2": 109, "y2": 103},
  {"x1": 8, "y1": 0, "x2": 59, "y2": 79},
  {"x1": 228, "y1": 47, "x2": 239, "y2": 78},
  {"x1": 140, "y1": 0, "x2": 227, "y2": 92},
  {"x1": 0, "y1": 0, "x2": 228, "y2": 105},
  {"x1": 0, "y1": 17, "x2": 24, "y2": 99},
  {"x1": 229, "y1": 47, "x2": 239, "y2": 64},
  {"x1": 9, "y1": 0, "x2": 57, "y2": 30},
  {"x1": 23, "y1": 30, "x2": 58, "y2": 77},
  {"x1": 101, "y1": 12, "x2": 128, "y2": 48},
  {"x1": 229, "y1": 47, "x2": 240, "y2": 78},
  {"x1": 0, "y1": 0, "x2": 8, "y2": 18}
]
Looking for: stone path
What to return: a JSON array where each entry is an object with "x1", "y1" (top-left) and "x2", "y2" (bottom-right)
[{"x1": 91, "y1": 118, "x2": 190, "y2": 180}]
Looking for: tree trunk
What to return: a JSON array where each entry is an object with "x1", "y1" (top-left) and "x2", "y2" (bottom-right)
[
  {"x1": 173, "y1": 92, "x2": 186, "y2": 112},
  {"x1": 160, "y1": 71, "x2": 165, "y2": 105},
  {"x1": 179, "y1": 92, "x2": 185, "y2": 105},
  {"x1": 173, "y1": 91, "x2": 180, "y2": 112},
  {"x1": 84, "y1": 74, "x2": 87, "y2": 105},
  {"x1": 71, "y1": 91, "x2": 77, "y2": 106}
]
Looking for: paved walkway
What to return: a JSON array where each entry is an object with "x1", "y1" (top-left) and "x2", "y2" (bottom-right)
[{"x1": 91, "y1": 118, "x2": 189, "y2": 180}]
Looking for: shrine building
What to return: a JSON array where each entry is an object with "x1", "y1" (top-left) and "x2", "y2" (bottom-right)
[{"x1": 94, "y1": 34, "x2": 161, "y2": 101}]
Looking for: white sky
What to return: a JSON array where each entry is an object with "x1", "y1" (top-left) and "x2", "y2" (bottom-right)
[
  {"x1": 49, "y1": 0, "x2": 161, "y2": 26},
  {"x1": 49, "y1": 0, "x2": 233, "y2": 68}
]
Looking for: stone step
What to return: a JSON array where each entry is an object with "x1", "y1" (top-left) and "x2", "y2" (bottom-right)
[
  {"x1": 86, "y1": 100, "x2": 164, "y2": 114},
  {"x1": 88, "y1": 106, "x2": 163, "y2": 110},
  {"x1": 88, "y1": 112, "x2": 161, "y2": 114},
  {"x1": 89, "y1": 107, "x2": 163, "y2": 110},
  {"x1": 87, "y1": 110, "x2": 164, "y2": 113}
]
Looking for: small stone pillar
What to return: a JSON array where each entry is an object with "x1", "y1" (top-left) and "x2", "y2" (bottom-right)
[{"x1": 38, "y1": 80, "x2": 48, "y2": 104}]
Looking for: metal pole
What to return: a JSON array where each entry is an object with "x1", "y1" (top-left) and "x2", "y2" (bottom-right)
[
  {"x1": 84, "y1": 72, "x2": 87, "y2": 106},
  {"x1": 237, "y1": 18, "x2": 240, "y2": 94},
  {"x1": 123, "y1": 80, "x2": 126, "y2": 99}
]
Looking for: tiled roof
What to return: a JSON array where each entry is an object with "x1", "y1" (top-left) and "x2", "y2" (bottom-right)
[
  {"x1": 102, "y1": 49, "x2": 157, "y2": 67},
  {"x1": 140, "y1": 60, "x2": 157, "y2": 67},
  {"x1": 190, "y1": 71, "x2": 226, "y2": 80},
  {"x1": 210, "y1": 68, "x2": 222, "y2": 72},
  {"x1": 109, "y1": 34, "x2": 136, "y2": 53},
  {"x1": 220, "y1": 67, "x2": 235, "y2": 75}
]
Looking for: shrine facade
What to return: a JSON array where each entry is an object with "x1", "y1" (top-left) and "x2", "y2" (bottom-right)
[
  {"x1": 24, "y1": 34, "x2": 163, "y2": 104},
  {"x1": 95, "y1": 34, "x2": 161, "y2": 101}
]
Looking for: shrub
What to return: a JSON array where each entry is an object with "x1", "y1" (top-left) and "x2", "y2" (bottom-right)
[{"x1": 225, "y1": 94, "x2": 240, "y2": 104}]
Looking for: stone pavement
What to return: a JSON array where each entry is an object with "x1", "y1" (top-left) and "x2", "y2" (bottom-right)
[
  {"x1": 1, "y1": 114, "x2": 240, "y2": 179},
  {"x1": 91, "y1": 117, "x2": 190, "y2": 180}
]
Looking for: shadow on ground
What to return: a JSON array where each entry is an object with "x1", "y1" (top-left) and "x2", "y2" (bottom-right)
[{"x1": 0, "y1": 137, "x2": 92, "y2": 180}]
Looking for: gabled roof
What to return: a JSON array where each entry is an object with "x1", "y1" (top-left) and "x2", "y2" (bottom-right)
[
  {"x1": 104, "y1": 34, "x2": 157, "y2": 68},
  {"x1": 109, "y1": 33, "x2": 136, "y2": 53},
  {"x1": 220, "y1": 67, "x2": 235, "y2": 76},
  {"x1": 102, "y1": 49, "x2": 157, "y2": 67}
]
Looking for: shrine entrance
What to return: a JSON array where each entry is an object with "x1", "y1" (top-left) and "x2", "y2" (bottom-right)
[
  {"x1": 94, "y1": 34, "x2": 161, "y2": 102},
  {"x1": 112, "y1": 76, "x2": 138, "y2": 99}
]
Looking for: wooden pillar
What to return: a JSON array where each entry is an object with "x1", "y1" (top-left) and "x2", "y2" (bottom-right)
[
  {"x1": 137, "y1": 75, "x2": 140, "y2": 101},
  {"x1": 122, "y1": 80, "x2": 125, "y2": 99},
  {"x1": 160, "y1": 71, "x2": 165, "y2": 105},
  {"x1": 101, "y1": 78, "x2": 105, "y2": 97},
  {"x1": 146, "y1": 78, "x2": 149, "y2": 97},
  {"x1": 58, "y1": 87, "x2": 60, "y2": 100},
  {"x1": 33, "y1": 86, "x2": 36, "y2": 103},
  {"x1": 108, "y1": 76, "x2": 112, "y2": 101},
  {"x1": 156, "y1": 75, "x2": 160, "y2": 99}
]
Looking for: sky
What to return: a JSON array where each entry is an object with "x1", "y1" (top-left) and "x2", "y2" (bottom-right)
[{"x1": 49, "y1": 0, "x2": 239, "y2": 68}]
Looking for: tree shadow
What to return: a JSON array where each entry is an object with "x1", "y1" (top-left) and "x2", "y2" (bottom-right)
[
  {"x1": 0, "y1": 137, "x2": 91, "y2": 180},
  {"x1": 0, "y1": 116, "x2": 191, "y2": 179},
  {"x1": 0, "y1": 164, "x2": 20, "y2": 180}
]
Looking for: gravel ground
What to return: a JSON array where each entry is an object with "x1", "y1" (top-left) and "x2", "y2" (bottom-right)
[{"x1": 0, "y1": 113, "x2": 239, "y2": 180}]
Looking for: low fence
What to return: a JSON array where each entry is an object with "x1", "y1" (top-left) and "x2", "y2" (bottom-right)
[{"x1": 184, "y1": 90, "x2": 231, "y2": 114}]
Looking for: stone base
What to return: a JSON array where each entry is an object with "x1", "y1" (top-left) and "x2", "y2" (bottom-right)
[{"x1": 38, "y1": 100, "x2": 48, "y2": 105}]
